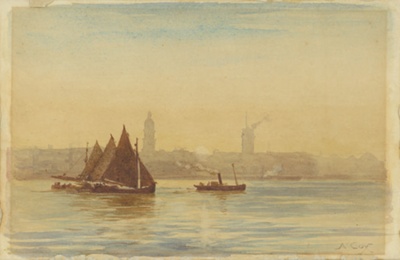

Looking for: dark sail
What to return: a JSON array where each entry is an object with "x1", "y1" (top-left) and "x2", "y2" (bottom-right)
[
  {"x1": 79, "y1": 141, "x2": 103, "y2": 180},
  {"x1": 52, "y1": 125, "x2": 156, "y2": 193},
  {"x1": 89, "y1": 135, "x2": 116, "y2": 181},
  {"x1": 102, "y1": 126, "x2": 138, "y2": 187},
  {"x1": 139, "y1": 159, "x2": 155, "y2": 187}
]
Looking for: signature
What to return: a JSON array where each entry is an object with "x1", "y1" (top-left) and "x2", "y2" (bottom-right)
[{"x1": 335, "y1": 242, "x2": 373, "y2": 253}]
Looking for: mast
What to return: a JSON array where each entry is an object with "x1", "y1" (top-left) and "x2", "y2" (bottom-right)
[
  {"x1": 232, "y1": 163, "x2": 238, "y2": 185},
  {"x1": 135, "y1": 138, "x2": 141, "y2": 188},
  {"x1": 84, "y1": 142, "x2": 89, "y2": 163}
]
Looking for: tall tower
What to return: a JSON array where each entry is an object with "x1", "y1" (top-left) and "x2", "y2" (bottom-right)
[
  {"x1": 241, "y1": 114, "x2": 255, "y2": 154},
  {"x1": 142, "y1": 111, "x2": 156, "y2": 154}
]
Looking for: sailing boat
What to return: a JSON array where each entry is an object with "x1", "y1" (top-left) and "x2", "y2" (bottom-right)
[
  {"x1": 194, "y1": 163, "x2": 246, "y2": 191},
  {"x1": 51, "y1": 126, "x2": 156, "y2": 194},
  {"x1": 51, "y1": 141, "x2": 101, "y2": 182}
]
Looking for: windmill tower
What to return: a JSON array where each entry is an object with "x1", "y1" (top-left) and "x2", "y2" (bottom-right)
[
  {"x1": 241, "y1": 114, "x2": 268, "y2": 154},
  {"x1": 241, "y1": 114, "x2": 255, "y2": 154}
]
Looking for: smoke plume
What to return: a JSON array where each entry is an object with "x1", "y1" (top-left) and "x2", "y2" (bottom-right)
[{"x1": 176, "y1": 161, "x2": 219, "y2": 175}]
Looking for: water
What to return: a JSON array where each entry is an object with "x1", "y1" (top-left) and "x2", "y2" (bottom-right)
[{"x1": 8, "y1": 179, "x2": 386, "y2": 257}]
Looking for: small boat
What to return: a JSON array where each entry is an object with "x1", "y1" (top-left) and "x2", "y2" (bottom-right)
[
  {"x1": 51, "y1": 182, "x2": 76, "y2": 190},
  {"x1": 194, "y1": 163, "x2": 246, "y2": 191},
  {"x1": 51, "y1": 125, "x2": 156, "y2": 194}
]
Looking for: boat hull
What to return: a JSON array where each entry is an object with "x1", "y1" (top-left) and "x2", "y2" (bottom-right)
[
  {"x1": 92, "y1": 183, "x2": 156, "y2": 194},
  {"x1": 194, "y1": 184, "x2": 246, "y2": 191},
  {"x1": 51, "y1": 182, "x2": 156, "y2": 194}
]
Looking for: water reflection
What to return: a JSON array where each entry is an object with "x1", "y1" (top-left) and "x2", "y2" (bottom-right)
[
  {"x1": 101, "y1": 194, "x2": 155, "y2": 218},
  {"x1": 70, "y1": 193, "x2": 156, "y2": 220},
  {"x1": 10, "y1": 180, "x2": 385, "y2": 257},
  {"x1": 208, "y1": 191, "x2": 246, "y2": 200},
  {"x1": 201, "y1": 191, "x2": 246, "y2": 213}
]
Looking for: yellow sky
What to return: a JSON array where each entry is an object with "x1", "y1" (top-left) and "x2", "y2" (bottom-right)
[{"x1": 11, "y1": 3, "x2": 387, "y2": 159}]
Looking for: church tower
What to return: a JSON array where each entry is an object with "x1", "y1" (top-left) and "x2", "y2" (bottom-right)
[{"x1": 142, "y1": 111, "x2": 156, "y2": 154}]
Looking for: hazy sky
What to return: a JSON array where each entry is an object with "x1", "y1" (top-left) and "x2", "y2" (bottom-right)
[{"x1": 12, "y1": 3, "x2": 387, "y2": 159}]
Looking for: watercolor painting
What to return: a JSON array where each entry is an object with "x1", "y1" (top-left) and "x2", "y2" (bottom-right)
[{"x1": 1, "y1": 0, "x2": 399, "y2": 259}]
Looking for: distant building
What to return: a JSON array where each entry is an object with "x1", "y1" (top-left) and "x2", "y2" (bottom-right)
[
  {"x1": 142, "y1": 111, "x2": 156, "y2": 154},
  {"x1": 242, "y1": 127, "x2": 255, "y2": 154}
]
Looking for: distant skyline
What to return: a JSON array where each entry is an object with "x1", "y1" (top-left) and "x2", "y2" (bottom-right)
[{"x1": 12, "y1": 3, "x2": 387, "y2": 159}]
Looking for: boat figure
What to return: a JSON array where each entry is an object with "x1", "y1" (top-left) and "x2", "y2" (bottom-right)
[
  {"x1": 51, "y1": 125, "x2": 156, "y2": 194},
  {"x1": 194, "y1": 163, "x2": 246, "y2": 191}
]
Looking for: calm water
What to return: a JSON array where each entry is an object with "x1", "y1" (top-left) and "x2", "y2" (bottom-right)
[{"x1": 8, "y1": 179, "x2": 386, "y2": 257}]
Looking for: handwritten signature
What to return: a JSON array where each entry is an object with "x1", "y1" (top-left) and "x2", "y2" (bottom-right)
[{"x1": 335, "y1": 242, "x2": 373, "y2": 253}]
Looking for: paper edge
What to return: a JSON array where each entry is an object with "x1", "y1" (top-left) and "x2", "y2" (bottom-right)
[{"x1": 0, "y1": 0, "x2": 399, "y2": 259}]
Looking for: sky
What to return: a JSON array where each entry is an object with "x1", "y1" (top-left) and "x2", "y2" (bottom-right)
[{"x1": 11, "y1": 3, "x2": 387, "y2": 159}]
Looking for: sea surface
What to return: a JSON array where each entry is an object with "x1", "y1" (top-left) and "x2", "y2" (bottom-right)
[{"x1": 7, "y1": 179, "x2": 386, "y2": 258}]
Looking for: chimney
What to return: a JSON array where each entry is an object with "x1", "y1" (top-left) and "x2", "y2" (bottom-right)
[{"x1": 217, "y1": 173, "x2": 223, "y2": 185}]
